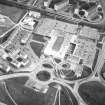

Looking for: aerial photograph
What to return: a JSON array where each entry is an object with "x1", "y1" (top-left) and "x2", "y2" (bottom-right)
[{"x1": 0, "y1": 0, "x2": 105, "y2": 105}]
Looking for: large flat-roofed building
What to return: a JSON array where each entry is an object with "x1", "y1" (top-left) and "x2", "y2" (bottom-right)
[
  {"x1": 44, "y1": 29, "x2": 97, "y2": 69},
  {"x1": 67, "y1": 37, "x2": 97, "y2": 68},
  {"x1": 44, "y1": 29, "x2": 76, "y2": 59}
]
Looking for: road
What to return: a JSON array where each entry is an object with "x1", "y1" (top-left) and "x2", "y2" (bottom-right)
[
  {"x1": 0, "y1": 0, "x2": 105, "y2": 30},
  {"x1": 0, "y1": 72, "x2": 30, "y2": 81}
]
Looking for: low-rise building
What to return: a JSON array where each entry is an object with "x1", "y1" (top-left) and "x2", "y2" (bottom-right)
[
  {"x1": 29, "y1": 11, "x2": 41, "y2": 19},
  {"x1": 44, "y1": 0, "x2": 52, "y2": 7},
  {"x1": 79, "y1": 26, "x2": 100, "y2": 40},
  {"x1": 0, "y1": 63, "x2": 11, "y2": 73},
  {"x1": 54, "y1": 0, "x2": 69, "y2": 11},
  {"x1": 44, "y1": 29, "x2": 75, "y2": 59},
  {"x1": 22, "y1": 16, "x2": 36, "y2": 30}
]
